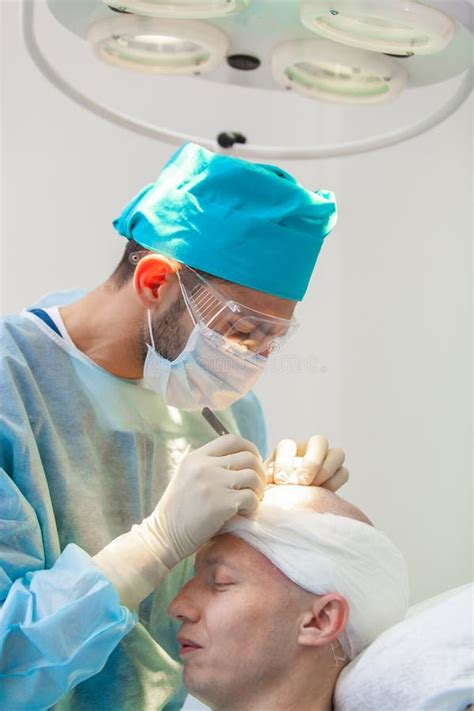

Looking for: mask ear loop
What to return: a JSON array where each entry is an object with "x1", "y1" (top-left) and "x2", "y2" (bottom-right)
[
  {"x1": 176, "y1": 268, "x2": 198, "y2": 327},
  {"x1": 147, "y1": 310, "x2": 156, "y2": 350}
]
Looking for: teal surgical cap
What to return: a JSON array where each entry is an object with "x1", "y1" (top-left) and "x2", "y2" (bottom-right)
[{"x1": 113, "y1": 142, "x2": 337, "y2": 301}]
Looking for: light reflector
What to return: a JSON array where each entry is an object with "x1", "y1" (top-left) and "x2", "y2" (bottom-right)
[
  {"x1": 300, "y1": 0, "x2": 455, "y2": 55},
  {"x1": 87, "y1": 15, "x2": 229, "y2": 73},
  {"x1": 105, "y1": 0, "x2": 251, "y2": 19},
  {"x1": 272, "y1": 38, "x2": 408, "y2": 104}
]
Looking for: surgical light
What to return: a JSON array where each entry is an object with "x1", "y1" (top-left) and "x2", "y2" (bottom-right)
[
  {"x1": 300, "y1": 0, "x2": 455, "y2": 56},
  {"x1": 272, "y1": 39, "x2": 408, "y2": 104},
  {"x1": 27, "y1": 0, "x2": 473, "y2": 158},
  {"x1": 87, "y1": 15, "x2": 229, "y2": 73},
  {"x1": 105, "y1": 0, "x2": 251, "y2": 19}
]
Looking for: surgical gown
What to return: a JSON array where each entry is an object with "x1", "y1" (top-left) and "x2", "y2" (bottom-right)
[{"x1": 0, "y1": 290, "x2": 267, "y2": 711}]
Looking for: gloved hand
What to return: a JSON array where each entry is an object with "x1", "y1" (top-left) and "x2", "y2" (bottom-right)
[
  {"x1": 93, "y1": 434, "x2": 266, "y2": 609},
  {"x1": 264, "y1": 435, "x2": 348, "y2": 490}
]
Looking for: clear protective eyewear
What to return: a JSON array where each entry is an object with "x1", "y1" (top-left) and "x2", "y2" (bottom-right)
[{"x1": 176, "y1": 265, "x2": 299, "y2": 356}]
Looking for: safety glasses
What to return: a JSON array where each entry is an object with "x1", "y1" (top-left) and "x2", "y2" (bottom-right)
[{"x1": 176, "y1": 265, "x2": 298, "y2": 356}]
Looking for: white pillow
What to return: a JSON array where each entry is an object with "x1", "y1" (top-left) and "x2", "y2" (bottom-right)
[{"x1": 334, "y1": 583, "x2": 474, "y2": 711}]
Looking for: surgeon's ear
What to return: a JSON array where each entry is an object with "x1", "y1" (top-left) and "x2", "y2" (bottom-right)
[
  {"x1": 297, "y1": 593, "x2": 348, "y2": 648},
  {"x1": 133, "y1": 254, "x2": 178, "y2": 308}
]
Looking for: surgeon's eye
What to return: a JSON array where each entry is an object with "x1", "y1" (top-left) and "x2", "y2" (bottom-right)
[{"x1": 233, "y1": 319, "x2": 255, "y2": 334}]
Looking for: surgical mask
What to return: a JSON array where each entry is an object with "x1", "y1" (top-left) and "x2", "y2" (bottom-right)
[{"x1": 143, "y1": 309, "x2": 267, "y2": 411}]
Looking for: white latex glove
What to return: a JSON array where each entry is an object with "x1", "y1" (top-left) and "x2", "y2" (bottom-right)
[
  {"x1": 93, "y1": 434, "x2": 266, "y2": 609},
  {"x1": 264, "y1": 436, "x2": 348, "y2": 491}
]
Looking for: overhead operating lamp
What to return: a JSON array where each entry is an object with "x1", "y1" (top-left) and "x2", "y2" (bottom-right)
[{"x1": 22, "y1": 0, "x2": 473, "y2": 159}]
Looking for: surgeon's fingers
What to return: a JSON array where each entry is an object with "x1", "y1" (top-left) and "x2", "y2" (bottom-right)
[
  {"x1": 273, "y1": 439, "x2": 298, "y2": 484},
  {"x1": 320, "y1": 466, "x2": 349, "y2": 492},
  {"x1": 311, "y1": 448, "x2": 346, "y2": 487},
  {"x1": 296, "y1": 435, "x2": 329, "y2": 485},
  {"x1": 200, "y1": 434, "x2": 261, "y2": 459},
  {"x1": 231, "y1": 468, "x2": 266, "y2": 500},
  {"x1": 219, "y1": 451, "x2": 266, "y2": 487},
  {"x1": 263, "y1": 451, "x2": 276, "y2": 484},
  {"x1": 234, "y1": 488, "x2": 260, "y2": 516}
]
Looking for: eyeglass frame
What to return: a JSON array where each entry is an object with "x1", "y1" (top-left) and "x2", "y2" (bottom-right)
[{"x1": 129, "y1": 251, "x2": 299, "y2": 355}]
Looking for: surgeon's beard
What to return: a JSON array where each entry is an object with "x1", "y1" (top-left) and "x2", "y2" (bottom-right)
[{"x1": 138, "y1": 294, "x2": 190, "y2": 366}]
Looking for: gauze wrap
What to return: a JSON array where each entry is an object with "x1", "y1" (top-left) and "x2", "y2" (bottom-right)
[{"x1": 219, "y1": 505, "x2": 409, "y2": 659}]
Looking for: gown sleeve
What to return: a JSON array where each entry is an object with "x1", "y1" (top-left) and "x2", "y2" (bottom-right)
[
  {"x1": 0, "y1": 469, "x2": 137, "y2": 711},
  {"x1": 0, "y1": 322, "x2": 138, "y2": 710},
  {"x1": 230, "y1": 390, "x2": 268, "y2": 459}
]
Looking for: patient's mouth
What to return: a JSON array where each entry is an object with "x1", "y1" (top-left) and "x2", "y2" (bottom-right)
[{"x1": 177, "y1": 637, "x2": 203, "y2": 656}]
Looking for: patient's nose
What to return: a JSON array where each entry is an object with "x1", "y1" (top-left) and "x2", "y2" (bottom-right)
[{"x1": 167, "y1": 580, "x2": 201, "y2": 622}]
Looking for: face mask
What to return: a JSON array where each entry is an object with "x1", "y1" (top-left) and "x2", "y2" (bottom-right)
[{"x1": 143, "y1": 310, "x2": 266, "y2": 411}]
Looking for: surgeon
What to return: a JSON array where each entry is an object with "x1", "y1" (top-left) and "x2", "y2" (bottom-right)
[{"x1": 0, "y1": 142, "x2": 346, "y2": 710}]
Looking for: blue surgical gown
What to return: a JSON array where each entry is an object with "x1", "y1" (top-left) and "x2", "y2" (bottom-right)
[{"x1": 0, "y1": 290, "x2": 267, "y2": 711}]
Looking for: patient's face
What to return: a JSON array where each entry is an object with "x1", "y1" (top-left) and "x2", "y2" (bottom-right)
[
  {"x1": 167, "y1": 532, "x2": 308, "y2": 706},
  {"x1": 168, "y1": 485, "x2": 363, "y2": 706}
]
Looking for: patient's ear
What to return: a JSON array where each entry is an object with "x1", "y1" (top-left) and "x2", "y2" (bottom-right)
[{"x1": 297, "y1": 594, "x2": 348, "y2": 648}]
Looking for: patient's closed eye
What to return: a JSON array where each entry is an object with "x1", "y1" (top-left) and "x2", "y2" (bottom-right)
[
  {"x1": 212, "y1": 567, "x2": 237, "y2": 588},
  {"x1": 213, "y1": 583, "x2": 234, "y2": 591},
  {"x1": 213, "y1": 575, "x2": 236, "y2": 587}
]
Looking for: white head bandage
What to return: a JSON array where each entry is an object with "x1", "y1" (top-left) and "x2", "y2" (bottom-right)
[{"x1": 219, "y1": 504, "x2": 409, "y2": 659}]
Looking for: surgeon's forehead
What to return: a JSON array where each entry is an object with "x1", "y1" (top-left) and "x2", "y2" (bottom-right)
[{"x1": 211, "y1": 278, "x2": 297, "y2": 321}]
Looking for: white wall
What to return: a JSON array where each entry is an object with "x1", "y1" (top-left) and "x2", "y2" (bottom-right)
[{"x1": 1, "y1": 1, "x2": 472, "y2": 604}]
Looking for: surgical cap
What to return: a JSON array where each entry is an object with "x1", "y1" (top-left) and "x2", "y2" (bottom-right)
[
  {"x1": 220, "y1": 504, "x2": 409, "y2": 659},
  {"x1": 113, "y1": 142, "x2": 337, "y2": 301}
]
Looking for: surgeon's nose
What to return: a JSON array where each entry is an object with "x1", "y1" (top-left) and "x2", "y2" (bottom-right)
[{"x1": 167, "y1": 586, "x2": 200, "y2": 623}]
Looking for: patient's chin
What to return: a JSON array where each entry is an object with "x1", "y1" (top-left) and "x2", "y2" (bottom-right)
[{"x1": 183, "y1": 670, "x2": 213, "y2": 708}]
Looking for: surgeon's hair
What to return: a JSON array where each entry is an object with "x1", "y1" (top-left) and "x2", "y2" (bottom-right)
[
  {"x1": 110, "y1": 239, "x2": 149, "y2": 288},
  {"x1": 110, "y1": 239, "x2": 225, "y2": 288}
]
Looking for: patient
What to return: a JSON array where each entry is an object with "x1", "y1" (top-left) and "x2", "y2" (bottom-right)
[{"x1": 167, "y1": 486, "x2": 409, "y2": 711}]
